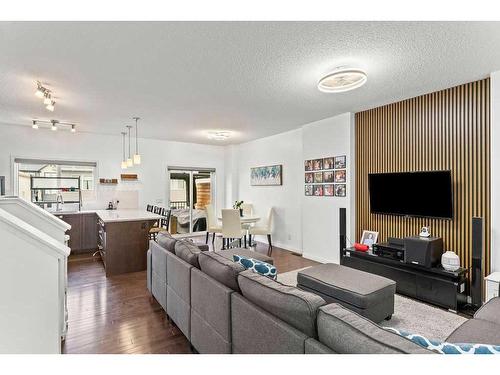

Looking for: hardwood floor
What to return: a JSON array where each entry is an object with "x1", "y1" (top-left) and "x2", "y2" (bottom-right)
[{"x1": 63, "y1": 237, "x2": 318, "y2": 354}]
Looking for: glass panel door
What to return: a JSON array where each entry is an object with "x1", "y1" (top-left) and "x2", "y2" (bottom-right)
[{"x1": 168, "y1": 168, "x2": 215, "y2": 235}]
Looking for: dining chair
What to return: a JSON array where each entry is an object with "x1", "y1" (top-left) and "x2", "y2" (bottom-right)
[
  {"x1": 149, "y1": 208, "x2": 171, "y2": 240},
  {"x1": 205, "y1": 204, "x2": 222, "y2": 244},
  {"x1": 221, "y1": 209, "x2": 246, "y2": 250},
  {"x1": 249, "y1": 207, "x2": 274, "y2": 256},
  {"x1": 241, "y1": 203, "x2": 253, "y2": 216}
]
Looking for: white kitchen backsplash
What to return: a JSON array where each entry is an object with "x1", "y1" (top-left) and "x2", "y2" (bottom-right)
[{"x1": 81, "y1": 189, "x2": 139, "y2": 210}]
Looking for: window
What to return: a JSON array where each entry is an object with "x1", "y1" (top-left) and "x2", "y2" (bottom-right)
[{"x1": 14, "y1": 158, "x2": 97, "y2": 203}]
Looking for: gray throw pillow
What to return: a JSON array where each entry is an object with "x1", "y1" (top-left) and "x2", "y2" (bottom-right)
[
  {"x1": 199, "y1": 251, "x2": 245, "y2": 292},
  {"x1": 174, "y1": 239, "x2": 203, "y2": 268},
  {"x1": 156, "y1": 231, "x2": 177, "y2": 253}
]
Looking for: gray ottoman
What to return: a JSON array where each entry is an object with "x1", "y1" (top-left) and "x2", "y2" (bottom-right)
[
  {"x1": 297, "y1": 263, "x2": 395, "y2": 323},
  {"x1": 216, "y1": 248, "x2": 274, "y2": 265}
]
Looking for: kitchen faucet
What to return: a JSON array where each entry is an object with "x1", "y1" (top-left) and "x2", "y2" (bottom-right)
[{"x1": 56, "y1": 192, "x2": 64, "y2": 212}]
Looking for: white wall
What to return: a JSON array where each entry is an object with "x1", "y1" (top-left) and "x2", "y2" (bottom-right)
[
  {"x1": 491, "y1": 71, "x2": 500, "y2": 273},
  {"x1": 231, "y1": 113, "x2": 355, "y2": 260},
  {"x1": 302, "y1": 113, "x2": 355, "y2": 263},
  {"x1": 235, "y1": 129, "x2": 303, "y2": 252},
  {"x1": 0, "y1": 123, "x2": 226, "y2": 212}
]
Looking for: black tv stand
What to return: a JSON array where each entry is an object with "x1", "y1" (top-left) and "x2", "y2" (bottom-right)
[{"x1": 341, "y1": 247, "x2": 469, "y2": 312}]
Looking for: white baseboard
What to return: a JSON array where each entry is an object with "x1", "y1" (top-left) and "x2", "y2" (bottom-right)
[{"x1": 301, "y1": 252, "x2": 337, "y2": 264}]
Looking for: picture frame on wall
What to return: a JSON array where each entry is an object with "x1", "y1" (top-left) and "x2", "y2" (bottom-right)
[
  {"x1": 305, "y1": 172, "x2": 314, "y2": 183},
  {"x1": 323, "y1": 157, "x2": 334, "y2": 170},
  {"x1": 250, "y1": 165, "x2": 283, "y2": 186},
  {"x1": 335, "y1": 184, "x2": 346, "y2": 197},
  {"x1": 312, "y1": 159, "x2": 323, "y2": 170},
  {"x1": 305, "y1": 185, "x2": 313, "y2": 196},
  {"x1": 304, "y1": 160, "x2": 313, "y2": 171},
  {"x1": 324, "y1": 184, "x2": 334, "y2": 196},
  {"x1": 335, "y1": 155, "x2": 346, "y2": 169},
  {"x1": 334, "y1": 169, "x2": 346, "y2": 183},
  {"x1": 314, "y1": 172, "x2": 323, "y2": 183},
  {"x1": 313, "y1": 185, "x2": 323, "y2": 196},
  {"x1": 323, "y1": 171, "x2": 334, "y2": 183}
]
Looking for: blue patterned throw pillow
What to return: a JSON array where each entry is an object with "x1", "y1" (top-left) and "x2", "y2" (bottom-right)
[
  {"x1": 384, "y1": 327, "x2": 500, "y2": 354},
  {"x1": 233, "y1": 254, "x2": 277, "y2": 279}
]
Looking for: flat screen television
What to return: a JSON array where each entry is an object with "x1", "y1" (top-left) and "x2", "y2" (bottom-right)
[{"x1": 368, "y1": 171, "x2": 453, "y2": 219}]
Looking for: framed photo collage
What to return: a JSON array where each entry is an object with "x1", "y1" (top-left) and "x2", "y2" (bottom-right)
[{"x1": 304, "y1": 155, "x2": 346, "y2": 197}]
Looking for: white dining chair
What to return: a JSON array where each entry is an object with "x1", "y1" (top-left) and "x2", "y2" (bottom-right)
[
  {"x1": 240, "y1": 203, "x2": 254, "y2": 231},
  {"x1": 221, "y1": 209, "x2": 246, "y2": 249},
  {"x1": 241, "y1": 203, "x2": 254, "y2": 217},
  {"x1": 249, "y1": 207, "x2": 274, "y2": 256},
  {"x1": 205, "y1": 204, "x2": 222, "y2": 244}
]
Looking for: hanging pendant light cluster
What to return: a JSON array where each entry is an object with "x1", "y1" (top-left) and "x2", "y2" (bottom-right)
[
  {"x1": 133, "y1": 117, "x2": 141, "y2": 165},
  {"x1": 120, "y1": 117, "x2": 142, "y2": 169},
  {"x1": 121, "y1": 132, "x2": 128, "y2": 170}
]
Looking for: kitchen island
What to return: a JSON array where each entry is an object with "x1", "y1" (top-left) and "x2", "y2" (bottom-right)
[{"x1": 96, "y1": 209, "x2": 161, "y2": 277}]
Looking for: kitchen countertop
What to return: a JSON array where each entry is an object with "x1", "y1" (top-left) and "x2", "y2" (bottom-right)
[
  {"x1": 51, "y1": 209, "x2": 162, "y2": 223},
  {"x1": 95, "y1": 209, "x2": 162, "y2": 223}
]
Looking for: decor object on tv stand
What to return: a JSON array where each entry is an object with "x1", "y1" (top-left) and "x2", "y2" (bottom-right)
[
  {"x1": 419, "y1": 226, "x2": 431, "y2": 238},
  {"x1": 441, "y1": 251, "x2": 460, "y2": 272},
  {"x1": 360, "y1": 230, "x2": 378, "y2": 249}
]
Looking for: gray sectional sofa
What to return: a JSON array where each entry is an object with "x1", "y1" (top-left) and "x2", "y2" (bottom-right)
[{"x1": 146, "y1": 232, "x2": 500, "y2": 354}]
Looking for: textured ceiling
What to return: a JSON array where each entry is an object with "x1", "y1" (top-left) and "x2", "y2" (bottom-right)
[{"x1": 1, "y1": 21, "x2": 500, "y2": 144}]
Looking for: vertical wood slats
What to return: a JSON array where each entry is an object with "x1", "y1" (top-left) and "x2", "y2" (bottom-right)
[{"x1": 355, "y1": 79, "x2": 491, "y2": 280}]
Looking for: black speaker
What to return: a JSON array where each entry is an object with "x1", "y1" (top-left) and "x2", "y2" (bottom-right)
[
  {"x1": 339, "y1": 207, "x2": 346, "y2": 253},
  {"x1": 471, "y1": 217, "x2": 484, "y2": 307},
  {"x1": 404, "y1": 236, "x2": 443, "y2": 268}
]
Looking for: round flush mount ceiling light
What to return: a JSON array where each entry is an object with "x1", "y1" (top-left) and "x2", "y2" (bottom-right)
[
  {"x1": 207, "y1": 131, "x2": 231, "y2": 141},
  {"x1": 318, "y1": 67, "x2": 367, "y2": 93}
]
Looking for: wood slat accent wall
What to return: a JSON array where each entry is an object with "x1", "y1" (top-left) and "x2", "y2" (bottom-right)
[{"x1": 355, "y1": 78, "x2": 490, "y2": 277}]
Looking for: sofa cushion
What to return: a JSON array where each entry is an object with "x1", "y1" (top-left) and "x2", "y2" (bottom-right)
[
  {"x1": 156, "y1": 231, "x2": 177, "y2": 253},
  {"x1": 198, "y1": 251, "x2": 245, "y2": 292},
  {"x1": 474, "y1": 297, "x2": 500, "y2": 325},
  {"x1": 174, "y1": 239, "x2": 204, "y2": 268},
  {"x1": 217, "y1": 248, "x2": 274, "y2": 265},
  {"x1": 237, "y1": 269, "x2": 325, "y2": 338},
  {"x1": 233, "y1": 254, "x2": 277, "y2": 279},
  {"x1": 316, "y1": 304, "x2": 432, "y2": 354},
  {"x1": 446, "y1": 318, "x2": 500, "y2": 346},
  {"x1": 385, "y1": 327, "x2": 500, "y2": 354},
  {"x1": 297, "y1": 263, "x2": 395, "y2": 309}
]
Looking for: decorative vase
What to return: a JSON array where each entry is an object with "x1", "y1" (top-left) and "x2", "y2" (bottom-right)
[
  {"x1": 441, "y1": 251, "x2": 460, "y2": 271},
  {"x1": 239, "y1": 208, "x2": 243, "y2": 217}
]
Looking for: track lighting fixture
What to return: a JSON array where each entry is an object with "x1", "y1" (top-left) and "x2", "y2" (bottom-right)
[
  {"x1": 35, "y1": 81, "x2": 45, "y2": 98},
  {"x1": 46, "y1": 100, "x2": 55, "y2": 112},
  {"x1": 43, "y1": 92, "x2": 52, "y2": 105},
  {"x1": 34, "y1": 81, "x2": 57, "y2": 112},
  {"x1": 31, "y1": 119, "x2": 76, "y2": 132},
  {"x1": 133, "y1": 117, "x2": 141, "y2": 165}
]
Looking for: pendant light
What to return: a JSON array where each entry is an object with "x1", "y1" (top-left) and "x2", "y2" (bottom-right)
[
  {"x1": 126, "y1": 125, "x2": 133, "y2": 167},
  {"x1": 132, "y1": 116, "x2": 141, "y2": 165},
  {"x1": 121, "y1": 132, "x2": 128, "y2": 169}
]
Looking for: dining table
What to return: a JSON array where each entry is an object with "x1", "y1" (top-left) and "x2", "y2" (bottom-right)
[{"x1": 218, "y1": 215, "x2": 260, "y2": 248}]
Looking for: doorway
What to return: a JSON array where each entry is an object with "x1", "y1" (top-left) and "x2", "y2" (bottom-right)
[{"x1": 167, "y1": 167, "x2": 215, "y2": 235}]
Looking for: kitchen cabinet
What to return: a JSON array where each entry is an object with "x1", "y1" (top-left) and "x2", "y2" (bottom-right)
[{"x1": 57, "y1": 213, "x2": 98, "y2": 253}]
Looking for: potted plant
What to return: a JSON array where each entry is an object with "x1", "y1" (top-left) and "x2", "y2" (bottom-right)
[{"x1": 233, "y1": 200, "x2": 244, "y2": 217}]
